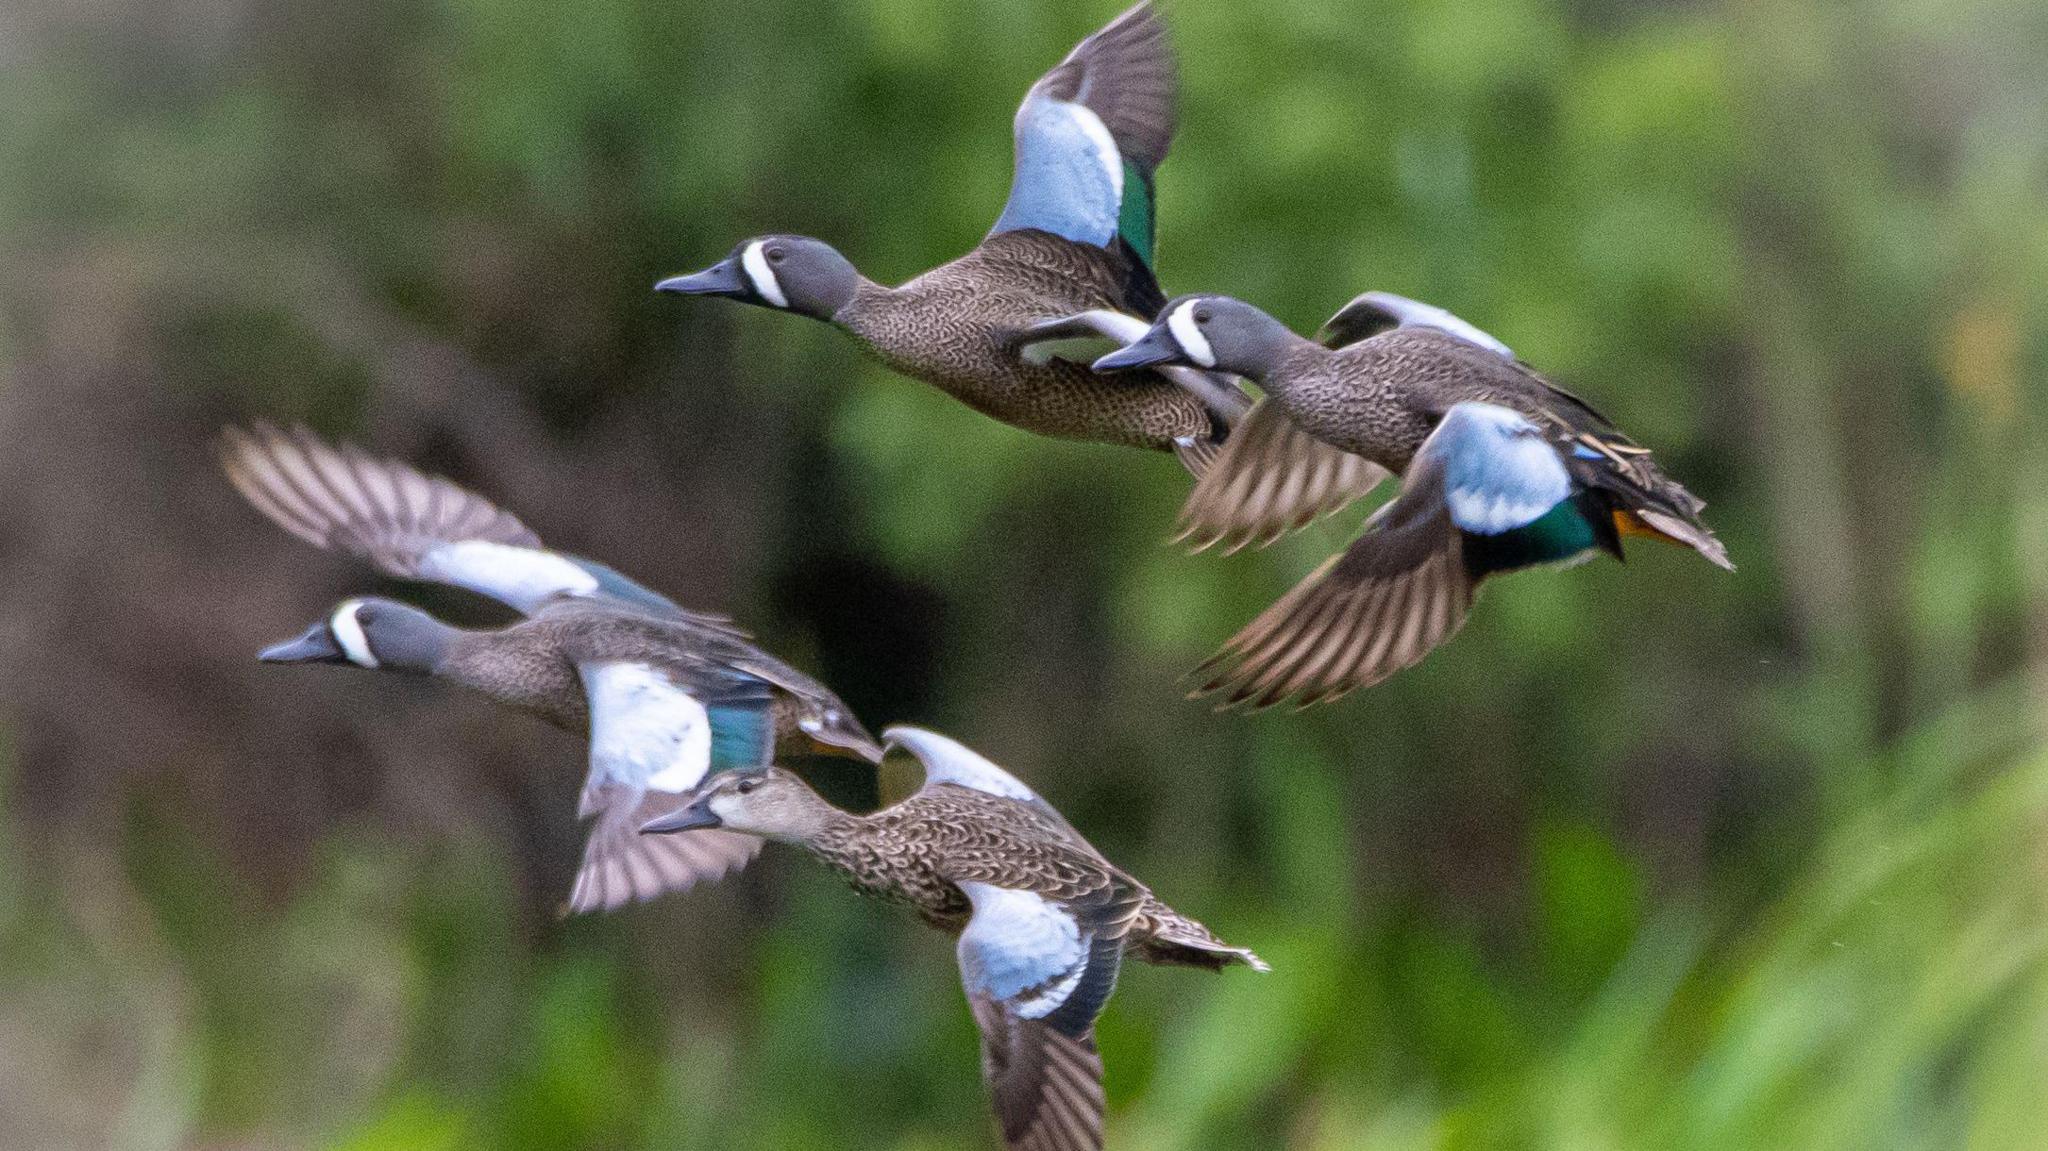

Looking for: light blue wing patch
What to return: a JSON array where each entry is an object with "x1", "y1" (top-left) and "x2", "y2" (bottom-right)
[
  {"x1": 991, "y1": 96, "x2": 1123, "y2": 249},
  {"x1": 566, "y1": 557, "x2": 687, "y2": 616},
  {"x1": 1425, "y1": 403, "x2": 1572, "y2": 536},
  {"x1": 956, "y1": 882, "x2": 1088, "y2": 1020}
]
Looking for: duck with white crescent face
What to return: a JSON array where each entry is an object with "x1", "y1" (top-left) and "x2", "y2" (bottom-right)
[
  {"x1": 1092, "y1": 290, "x2": 1732, "y2": 708},
  {"x1": 653, "y1": 3, "x2": 1377, "y2": 521},
  {"x1": 223, "y1": 423, "x2": 883, "y2": 916}
]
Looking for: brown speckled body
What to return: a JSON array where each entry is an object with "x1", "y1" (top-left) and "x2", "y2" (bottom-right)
[
  {"x1": 838, "y1": 230, "x2": 1210, "y2": 450},
  {"x1": 1269, "y1": 327, "x2": 1624, "y2": 471},
  {"x1": 433, "y1": 604, "x2": 874, "y2": 758},
  {"x1": 800, "y1": 784, "x2": 1236, "y2": 965}
]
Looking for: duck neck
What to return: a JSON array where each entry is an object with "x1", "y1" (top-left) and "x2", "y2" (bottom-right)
[
  {"x1": 1242, "y1": 326, "x2": 1330, "y2": 393},
  {"x1": 375, "y1": 611, "x2": 465, "y2": 676},
  {"x1": 827, "y1": 276, "x2": 890, "y2": 327}
]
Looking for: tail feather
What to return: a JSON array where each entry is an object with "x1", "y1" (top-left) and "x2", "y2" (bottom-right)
[
  {"x1": 1629, "y1": 508, "x2": 1734, "y2": 571},
  {"x1": 1134, "y1": 898, "x2": 1269, "y2": 972}
]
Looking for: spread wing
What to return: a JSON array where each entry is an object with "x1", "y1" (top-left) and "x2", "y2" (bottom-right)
[
  {"x1": 991, "y1": 2, "x2": 1175, "y2": 268},
  {"x1": 886, "y1": 726, "x2": 1091, "y2": 846},
  {"x1": 1173, "y1": 398, "x2": 1391, "y2": 554},
  {"x1": 566, "y1": 786, "x2": 763, "y2": 916},
  {"x1": 1195, "y1": 402, "x2": 1586, "y2": 708},
  {"x1": 1318, "y1": 290, "x2": 1516, "y2": 359},
  {"x1": 956, "y1": 875, "x2": 1144, "y2": 1151},
  {"x1": 565, "y1": 661, "x2": 775, "y2": 913},
  {"x1": 968, "y1": 996, "x2": 1106, "y2": 1151},
  {"x1": 219, "y1": 423, "x2": 741, "y2": 630}
]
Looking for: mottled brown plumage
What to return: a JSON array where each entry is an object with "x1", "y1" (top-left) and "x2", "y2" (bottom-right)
[
  {"x1": 649, "y1": 730, "x2": 1264, "y2": 1151},
  {"x1": 840, "y1": 230, "x2": 1212, "y2": 452},
  {"x1": 1100, "y1": 295, "x2": 1730, "y2": 707}
]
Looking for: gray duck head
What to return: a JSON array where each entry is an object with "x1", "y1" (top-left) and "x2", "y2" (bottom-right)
[
  {"x1": 1092, "y1": 295, "x2": 1307, "y2": 382},
  {"x1": 639, "y1": 767, "x2": 842, "y2": 845},
  {"x1": 258, "y1": 596, "x2": 455, "y2": 675},
  {"x1": 654, "y1": 235, "x2": 860, "y2": 322}
]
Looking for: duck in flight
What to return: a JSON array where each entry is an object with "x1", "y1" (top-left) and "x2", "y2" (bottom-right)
[
  {"x1": 641, "y1": 726, "x2": 1266, "y2": 1151},
  {"x1": 220, "y1": 424, "x2": 882, "y2": 913},
  {"x1": 653, "y1": 2, "x2": 1374, "y2": 514},
  {"x1": 1093, "y1": 292, "x2": 1732, "y2": 708}
]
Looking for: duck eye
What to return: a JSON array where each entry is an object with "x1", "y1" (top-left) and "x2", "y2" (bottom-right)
[
  {"x1": 735, "y1": 778, "x2": 760, "y2": 795},
  {"x1": 1194, "y1": 309, "x2": 1213, "y2": 324},
  {"x1": 766, "y1": 247, "x2": 787, "y2": 263}
]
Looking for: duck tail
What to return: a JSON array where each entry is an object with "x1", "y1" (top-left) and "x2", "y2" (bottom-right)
[
  {"x1": 1133, "y1": 897, "x2": 1270, "y2": 972},
  {"x1": 1568, "y1": 442, "x2": 1734, "y2": 572},
  {"x1": 1618, "y1": 507, "x2": 1734, "y2": 571}
]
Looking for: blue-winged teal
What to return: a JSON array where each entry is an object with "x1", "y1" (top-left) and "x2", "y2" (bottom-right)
[
  {"x1": 220, "y1": 424, "x2": 881, "y2": 912},
  {"x1": 642, "y1": 725, "x2": 1266, "y2": 1151},
  {"x1": 1093, "y1": 293, "x2": 1732, "y2": 707},
  {"x1": 654, "y1": 2, "x2": 1369, "y2": 504}
]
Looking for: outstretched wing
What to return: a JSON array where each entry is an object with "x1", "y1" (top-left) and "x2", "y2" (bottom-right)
[
  {"x1": 219, "y1": 423, "x2": 738, "y2": 627},
  {"x1": 885, "y1": 725, "x2": 1091, "y2": 844},
  {"x1": 1195, "y1": 402, "x2": 1591, "y2": 708},
  {"x1": 956, "y1": 873, "x2": 1144, "y2": 1151},
  {"x1": 991, "y1": 2, "x2": 1175, "y2": 268},
  {"x1": 564, "y1": 661, "x2": 775, "y2": 913},
  {"x1": 968, "y1": 995, "x2": 1106, "y2": 1151},
  {"x1": 566, "y1": 787, "x2": 763, "y2": 915},
  {"x1": 1173, "y1": 399, "x2": 1391, "y2": 554},
  {"x1": 1318, "y1": 290, "x2": 1516, "y2": 359}
]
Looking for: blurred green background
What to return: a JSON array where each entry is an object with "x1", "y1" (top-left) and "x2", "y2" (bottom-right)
[{"x1": 4, "y1": 0, "x2": 2048, "y2": 1147}]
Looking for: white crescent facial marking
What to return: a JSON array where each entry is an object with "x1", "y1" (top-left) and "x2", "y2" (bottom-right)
[
  {"x1": 331, "y1": 598, "x2": 378, "y2": 668},
  {"x1": 741, "y1": 240, "x2": 790, "y2": 309},
  {"x1": 1168, "y1": 300, "x2": 1217, "y2": 368}
]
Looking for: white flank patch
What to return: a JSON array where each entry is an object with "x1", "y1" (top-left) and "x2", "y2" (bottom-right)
[
  {"x1": 331, "y1": 599, "x2": 378, "y2": 668},
  {"x1": 582, "y1": 662, "x2": 712, "y2": 795},
  {"x1": 884, "y1": 725, "x2": 1037, "y2": 801},
  {"x1": 741, "y1": 240, "x2": 789, "y2": 309},
  {"x1": 1167, "y1": 300, "x2": 1217, "y2": 368},
  {"x1": 420, "y1": 541, "x2": 601, "y2": 614},
  {"x1": 957, "y1": 882, "x2": 1085, "y2": 1016}
]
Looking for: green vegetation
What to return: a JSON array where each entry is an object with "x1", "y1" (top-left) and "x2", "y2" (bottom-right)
[{"x1": 2, "y1": 0, "x2": 2045, "y2": 1148}]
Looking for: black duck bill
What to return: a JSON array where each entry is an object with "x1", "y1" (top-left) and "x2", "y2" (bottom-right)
[
  {"x1": 653, "y1": 257, "x2": 751, "y2": 299},
  {"x1": 640, "y1": 790, "x2": 722, "y2": 834},
  {"x1": 258, "y1": 622, "x2": 345, "y2": 664},
  {"x1": 1091, "y1": 320, "x2": 1192, "y2": 372}
]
